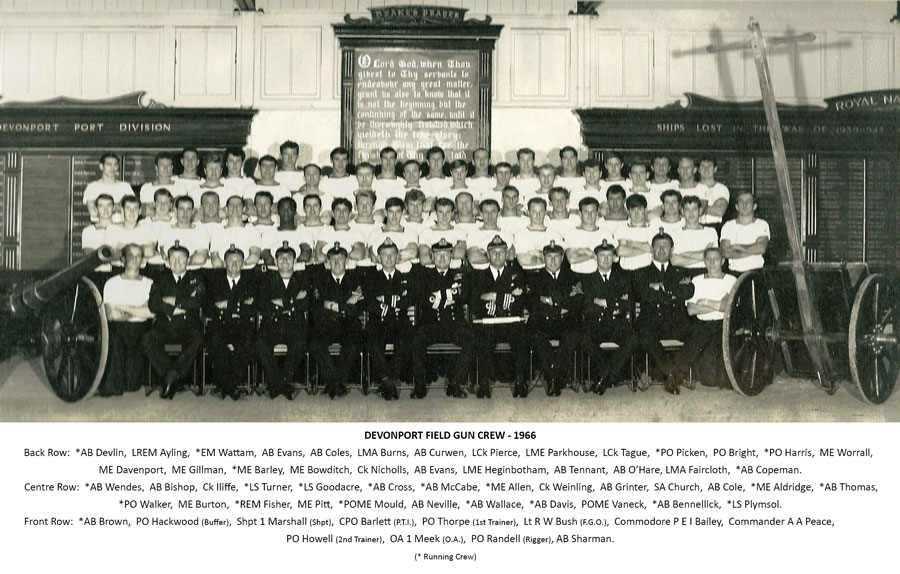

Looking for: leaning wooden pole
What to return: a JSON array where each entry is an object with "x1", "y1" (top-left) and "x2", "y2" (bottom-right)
[{"x1": 748, "y1": 19, "x2": 836, "y2": 391}]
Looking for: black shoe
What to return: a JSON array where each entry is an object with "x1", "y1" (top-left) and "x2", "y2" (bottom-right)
[
  {"x1": 446, "y1": 384, "x2": 467, "y2": 398},
  {"x1": 592, "y1": 377, "x2": 609, "y2": 396},
  {"x1": 337, "y1": 384, "x2": 348, "y2": 397},
  {"x1": 230, "y1": 388, "x2": 242, "y2": 401},
  {"x1": 476, "y1": 384, "x2": 488, "y2": 399},
  {"x1": 161, "y1": 370, "x2": 179, "y2": 399},
  {"x1": 326, "y1": 383, "x2": 337, "y2": 400},
  {"x1": 411, "y1": 383, "x2": 426, "y2": 399},
  {"x1": 268, "y1": 387, "x2": 280, "y2": 400},
  {"x1": 515, "y1": 382, "x2": 529, "y2": 398},
  {"x1": 664, "y1": 378, "x2": 680, "y2": 395}
]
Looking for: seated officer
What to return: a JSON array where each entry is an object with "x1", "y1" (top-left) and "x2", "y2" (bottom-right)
[
  {"x1": 205, "y1": 246, "x2": 257, "y2": 401},
  {"x1": 410, "y1": 239, "x2": 473, "y2": 399},
  {"x1": 142, "y1": 242, "x2": 206, "y2": 400},
  {"x1": 525, "y1": 241, "x2": 582, "y2": 396},
  {"x1": 633, "y1": 231, "x2": 695, "y2": 394},
  {"x1": 310, "y1": 243, "x2": 365, "y2": 399},
  {"x1": 256, "y1": 242, "x2": 311, "y2": 400},
  {"x1": 363, "y1": 238, "x2": 414, "y2": 400},
  {"x1": 576, "y1": 240, "x2": 637, "y2": 394},
  {"x1": 469, "y1": 235, "x2": 529, "y2": 398}
]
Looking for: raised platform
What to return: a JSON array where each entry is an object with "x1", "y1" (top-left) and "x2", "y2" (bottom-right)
[{"x1": 0, "y1": 355, "x2": 896, "y2": 423}]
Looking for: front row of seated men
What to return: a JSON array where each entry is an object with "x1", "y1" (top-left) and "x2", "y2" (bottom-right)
[{"x1": 100, "y1": 230, "x2": 737, "y2": 401}]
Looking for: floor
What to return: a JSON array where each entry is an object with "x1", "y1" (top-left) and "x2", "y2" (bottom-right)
[{"x1": 0, "y1": 354, "x2": 897, "y2": 422}]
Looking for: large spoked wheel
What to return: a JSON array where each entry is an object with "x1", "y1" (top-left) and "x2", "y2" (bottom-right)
[
  {"x1": 40, "y1": 277, "x2": 108, "y2": 402},
  {"x1": 722, "y1": 270, "x2": 776, "y2": 396},
  {"x1": 848, "y1": 274, "x2": 900, "y2": 405}
]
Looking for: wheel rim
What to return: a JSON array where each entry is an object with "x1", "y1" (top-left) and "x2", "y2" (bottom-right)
[
  {"x1": 40, "y1": 277, "x2": 108, "y2": 402},
  {"x1": 849, "y1": 274, "x2": 900, "y2": 404},
  {"x1": 723, "y1": 271, "x2": 776, "y2": 396}
]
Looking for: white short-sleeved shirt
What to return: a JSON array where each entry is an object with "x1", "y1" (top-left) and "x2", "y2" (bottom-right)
[
  {"x1": 512, "y1": 175, "x2": 541, "y2": 196},
  {"x1": 672, "y1": 226, "x2": 719, "y2": 269},
  {"x1": 477, "y1": 189, "x2": 504, "y2": 207},
  {"x1": 301, "y1": 224, "x2": 329, "y2": 248},
  {"x1": 556, "y1": 176, "x2": 585, "y2": 194},
  {"x1": 720, "y1": 218, "x2": 770, "y2": 272},
  {"x1": 648, "y1": 179, "x2": 678, "y2": 195},
  {"x1": 466, "y1": 176, "x2": 496, "y2": 197},
  {"x1": 569, "y1": 186, "x2": 603, "y2": 211},
  {"x1": 139, "y1": 181, "x2": 178, "y2": 205},
  {"x1": 599, "y1": 178, "x2": 633, "y2": 196},
  {"x1": 614, "y1": 223, "x2": 656, "y2": 270},
  {"x1": 247, "y1": 182, "x2": 291, "y2": 204},
  {"x1": 420, "y1": 177, "x2": 451, "y2": 199},
  {"x1": 513, "y1": 228, "x2": 563, "y2": 270},
  {"x1": 139, "y1": 218, "x2": 172, "y2": 265},
  {"x1": 546, "y1": 214, "x2": 581, "y2": 235},
  {"x1": 83, "y1": 181, "x2": 134, "y2": 205},
  {"x1": 599, "y1": 217, "x2": 630, "y2": 237},
  {"x1": 275, "y1": 170, "x2": 305, "y2": 192},
  {"x1": 373, "y1": 177, "x2": 406, "y2": 202},
  {"x1": 82, "y1": 224, "x2": 110, "y2": 250},
  {"x1": 498, "y1": 214, "x2": 530, "y2": 235},
  {"x1": 563, "y1": 227, "x2": 616, "y2": 274},
  {"x1": 319, "y1": 175, "x2": 358, "y2": 201},
  {"x1": 627, "y1": 189, "x2": 663, "y2": 212},
  {"x1": 103, "y1": 275, "x2": 154, "y2": 323},
  {"x1": 171, "y1": 177, "x2": 202, "y2": 200},
  {"x1": 197, "y1": 220, "x2": 225, "y2": 245},
  {"x1": 400, "y1": 217, "x2": 427, "y2": 237},
  {"x1": 687, "y1": 274, "x2": 737, "y2": 321},
  {"x1": 368, "y1": 228, "x2": 419, "y2": 272},
  {"x1": 211, "y1": 225, "x2": 262, "y2": 266},
  {"x1": 222, "y1": 176, "x2": 255, "y2": 203},
  {"x1": 81, "y1": 225, "x2": 114, "y2": 271},
  {"x1": 648, "y1": 217, "x2": 686, "y2": 238},
  {"x1": 454, "y1": 220, "x2": 481, "y2": 236},
  {"x1": 467, "y1": 227, "x2": 515, "y2": 270},
  {"x1": 158, "y1": 225, "x2": 210, "y2": 268},
  {"x1": 700, "y1": 182, "x2": 731, "y2": 225}
]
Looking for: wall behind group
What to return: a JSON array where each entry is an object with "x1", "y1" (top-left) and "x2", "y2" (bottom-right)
[{"x1": 1, "y1": 1, "x2": 898, "y2": 164}]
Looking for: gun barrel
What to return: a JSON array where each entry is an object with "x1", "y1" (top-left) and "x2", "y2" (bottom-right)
[{"x1": 5, "y1": 246, "x2": 114, "y2": 316}]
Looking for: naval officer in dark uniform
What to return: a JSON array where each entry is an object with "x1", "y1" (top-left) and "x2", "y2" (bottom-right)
[
  {"x1": 255, "y1": 241, "x2": 311, "y2": 400},
  {"x1": 363, "y1": 237, "x2": 415, "y2": 400},
  {"x1": 632, "y1": 230, "x2": 695, "y2": 394},
  {"x1": 576, "y1": 240, "x2": 637, "y2": 394},
  {"x1": 205, "y1": 245, "x2": 258, "y2": 400},
  {"x1": 469, "y1": 235, "x2": 529, "y2": 398},
  {"x1": 410, "y1": 238, "x2": 473, "y2": 398},
  {"x1": 142, "y1": 242, "x2": 206, "y2": 399},
  {"x1": 525, "y1": 240, "x2": 582, "y2": 396},
  {"x1": 310, "y1": 242, "x2": 364, "y2": 399}
]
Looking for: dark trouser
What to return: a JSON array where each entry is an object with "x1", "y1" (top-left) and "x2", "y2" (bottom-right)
[
  {"x1": 678, "y1": 318, "x2": 727, "y2": 387},
  {"x1": 576, "y1": 320, "x2": 637, "y2": 383},
  {"x1": 528, "y1": 320, "x2": 579, "y2": 388},
  {"x1": 472, "y1": 323, "x2": 528, "y2": 385},
  {"x1": 141, "y1": 321, "x2": 204, "y2": 381},
  {"x1": 636, "y1": 317, "x2": 692, "y2": 379},
  {"x1": 366, "y1": 321, "x2": 413, "y2": 384},
  {"x1": 206, "y1": 322, "x2": 255, "y2": 393},
  {"x1": 310, "y1": 326, "x2": 361, "y2": 388},
  {"x1": 101, "y1": 321, "x2": 150, "y2": 395},
  {"x1": 256, "y1": 322, "x2": 308, "y2": 389},
  {"x1": 410, "y1": 322, "x2": 475, "y2": 387}
]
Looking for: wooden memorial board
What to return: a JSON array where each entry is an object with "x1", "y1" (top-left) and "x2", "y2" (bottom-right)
[{"x1": 334, "y1": 5, "x2": 501, "y2": 164}]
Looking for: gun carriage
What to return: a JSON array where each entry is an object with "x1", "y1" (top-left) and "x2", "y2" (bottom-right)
[{"x1": 1, "y1": 247, "x2": 113, "y2": 402}]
